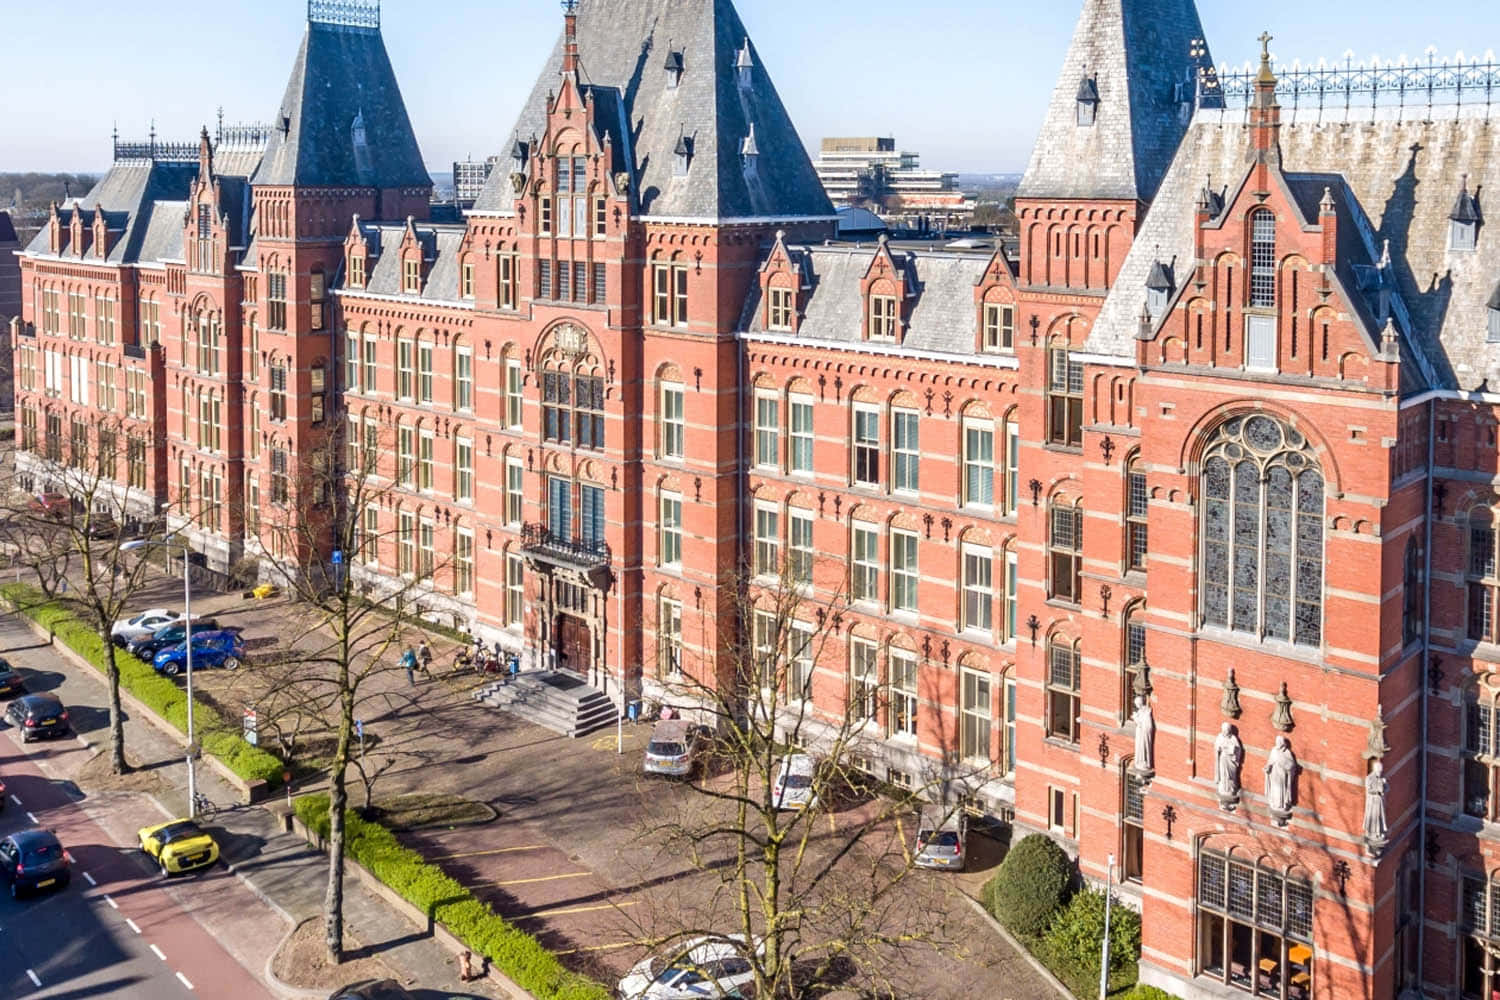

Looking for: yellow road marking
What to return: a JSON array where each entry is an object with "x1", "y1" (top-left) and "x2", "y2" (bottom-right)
[
  {"x1": 512, "y1": 899, "x2": 638, "y2": 919},
  {"x1": 432, "y1": 845, "x2": 546, "y2": 861},
  {"x1": 554, "y1": 940, "x2": 639, "y2": 956},
  {"x1": 480, "y1": 871, "x2": 594, "y2": 887},
  {"x1": 591, "y1": 732, "x2": 639, "y2": 751}
]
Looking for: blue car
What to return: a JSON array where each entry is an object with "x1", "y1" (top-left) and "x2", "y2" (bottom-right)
[{"x1": 152, "y1": 630, "x2": 246, "y2": 676}]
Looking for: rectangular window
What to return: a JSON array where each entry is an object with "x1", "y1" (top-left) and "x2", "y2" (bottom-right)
[
  {"x1": 754, "y1": 393, "x2": 779, "y2": 469},
  {"x1": 505, "y1": 459, "x2": 524, "y2": 526},
  {"x1": 95, "y1": 293, "x2": 116, "y2": 346},
  {"x1": 580, "y1": 483, "x2": 605, "y2": 548},
  {"x1": 851, "y1": 522, "x2": 879, "y2": 603},
  {"x1": 788, "y1": 622, "x2": 814, "y2": 700},
  {"x1": 653, "y1": 264, "x2": 689, "y2": 326},
  {"x1": 127, "y1": 435, "x2": 147, "y2": 490},
  {"x1": 267, "y1": 273, "x2": 287, "y2": 330},
  {"x1": 418, "y1": 518, "x2": 435, "y2": 579},
  {"x1": 961, "y1": 669, "x2": 993, "y2": 762},
  {"x1": 1005, "y1": 416, "x2": 1020, "y2": 514},
  {"x1": 397, "y1": 339, "x2": 414, "y2": 400},
  {"x1": 1004, "y1": 677, "x2": 1017, "y2": 775},
  {"x1": 983, "y1": 302, "x2": 1014, "y2": 353},
  {"x1": 460, "y1": 261, "x2": 474, "y2": 298},
  {"x1": 418, "y1": 341, "x2": 434, "y2": 403},
  {"x1": 403, "y1": 258, "x2": 421, "y2": 294},
  {"x1": 788, "y1": 395, "x2": 814, "y2": 474},
  {"x1": 309, "y1": 270, "x2": 327, "y2": 330},
  {"x1": 1124, "y1": 774, "x2": 1145, "y2": 882},
  {"x1": 964, "y1": 421, "x2": 995, "y2": 507},
  {"x1": 548, "y1": 476, "x2": 572, "y2": 540},
  {"x1": 1127, "y1": 462, "x2": 1149, "y2": 571},
  {"x1": 506, "y1": 360, "x2": 524, "y2": 429},
  {"x1": 853, "y1": 405, "x2": 880, "y2": 486},
  {"x1": 397, "y1": 511, "x2": 415, "y2": 575},
  {"x1": 1195, "y1": 849, "x2": 1316, "y2": 995},
  {"x1": 1046, "y1": 641, "x2": 1081, "y2": 744},
  {"x1": 557, "y1": 260, "x2": 571, "y2": 300},
  {"x1": 868, "y1": 294, "x2": 897, "y2": 341},
  {"x1": 892, "y1": 408, "x2": 919, "y2": 494},
  {"x1": 1246, "y1": 314, "x2": 1278, "y2": 372},
  {"x1": 891, "y1": 529, "x2": 918, "y2": 613},
  {"x1": 95, "y1": 362, "x2": 116, "y2": 414},
  {"x1": 363, "y1": 335, "x2": 377, "y2": 393},
  {"x1": 310, "y1": 364, "x2": 326, "y2": 424},
  {"x1": 538, "y1": 259, "x2": 553, "y2": 299},
  {"x1": 660, "y1": 383, "x2": 684, "y2": 458},
  {"x1": 768, "y1": 287, "x2": 794, "y2": 331},
  {"x1": 398, "y1": 426, "x2": 415, "y2": 486},
  {"x1": 418, "y1": 431, "x2": 434, "y2": 491},
  {"x1": 270, "y1": 447, "x2": 289, "y2": 504},
  {"x1": 506, "y1": 553, "x2": 524, "y2": 626},
  {"x1": 850, "y1": 638, "x2": 879, "y2": 721},
  {"x1": 574, "y1": 375, "x2": 605, "y2": 451},
  {"x1": 963, "y1": 545, "x2": 994, "y2": 633},
  {"x1": 346, "y1": 332, "x2": 360, "y2": 392},
  {"x1": 454, "y1": 347, "x2": 473, "y2": 410},
  {"x1": 68, "y1": 354, "x2": 90, "y2": 406},
  {"x1": 361, "y1": 419, "x2": 376, "y2": 474},
  {"x1": 455, "y1": 437, "x2": 473, "y2": 502},
  {"x1": 68, "y1": 290, "x2": 85, "y2": 339},
  {"x1": 754, "y1": 503, "x2": 780, "y2": 577},
  {"x1": 592, "y1": 262, "x2": 606, "y2": 303},
  {"x1": 658, "y1": 598, "x2": 683, "y2": 676},
  {"x1": 1004, "y1": 547, "x2": 1018, "y2": 641},
  {"x1": 498, "y1": 254, "x2": 516, "y2": 309},
  {"x1": 660, "y1": 491, "x2": 683, "y2": 566},
  {"x1": 1049, "y1": 503, "x2": 1084, "y2": 604},
  {"x1": 348, "y1": 253, "x2": 365, "y2": 289},
  {"x1": 1047, "y1": 348, "x2": 1084, "y2": 448},
  {"x1": 889, "y1": 650, "x2": 918, "y2": 738},
  {"x1": 789, "y1": 509, "x2": 814, "y2": 584},
  {"x1": 455, "y1": 529, "x2": 474, "y2": 596}
]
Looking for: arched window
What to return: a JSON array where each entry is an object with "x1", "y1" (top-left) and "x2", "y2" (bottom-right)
[
  {"x1": 1249, "y1": 210, "x2": 1276, "y2": 307},
  {"x1": 1403, "y1": 538, "x2": 1424, "y2": 646},
  {"x1": 1125, "y1": 454, "x2": 1148, "y2": 571},
  {"x1": 1122, "y1": 603, "x2": 1147, "y2": 715},
  {"x1": 1201, "y1": 415, "x2": 1324, "y2": 646},
  {"x1": 1196, "y1": 848, "x2": 1315, "y2": 991}
]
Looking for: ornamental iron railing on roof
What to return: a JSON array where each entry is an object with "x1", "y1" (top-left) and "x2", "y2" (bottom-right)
[
  {"x1": 216, "y1": 123, "x2": 272, "y2": 149},
  {"x1": 112, "y1": 132, "x2": 198, "y2": 163},
  {"x1": 308, "y1": 0, "x2": 379, "y2": 29},
  {"x1": 1216, "y1": 50, "x2": 1500, "y2": 118}
]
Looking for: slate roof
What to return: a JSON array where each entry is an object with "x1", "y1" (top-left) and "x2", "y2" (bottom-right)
[
  {"x1": 252, "y1": 18, "x2": 429, "y2": 189},
  {"x1": 24, "y1": 159, "x2": 197, "y2": 264},
  {"x1": 472, "y1": 0, "x2": 832, "y2": 221},
  {"x1": 349, "y1": 222, "x2": 468, "y2": 304},
  {"x1": 740, "y1": 245, "x2": 1001, "y2": 357},
  {"x1": 1018, "y1": 0, "x2": 1214, "y2": 203},
  {"x1": 1089, "y1": 107, "x2": 1500, "y2": 392}
]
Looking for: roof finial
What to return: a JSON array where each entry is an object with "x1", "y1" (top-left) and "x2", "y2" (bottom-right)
[{"x1": 561, "y1": 0, "x2": 580, "y2": 76}]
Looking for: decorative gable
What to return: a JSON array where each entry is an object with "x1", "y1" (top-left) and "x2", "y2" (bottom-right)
[
  {"x1": 398, "y1": 216, "x2": 425, "y2": 295},
  {"x1": 1076, "y1": 74, "x2": 1100, "y2": 126},
  {"x1": 344, "y1": 215, "x2": 369, "y2": 289},
  {"x1": 1451, "y1": 175, "x2": 1481, "y2": 251},
  {"x1": 759, "y1": 231, "x2": 806, "y2": 334},
  {"x1": 974, "y1": 249, "x2": 1017, "y2": 353},
  {"x1": 860, "y1": 236, "x2": 910, "y2": 344}
]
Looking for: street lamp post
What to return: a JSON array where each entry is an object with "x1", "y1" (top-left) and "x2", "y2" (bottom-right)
[{"x1": 122, "y1": 539, "x2": 197, "y2": 818}]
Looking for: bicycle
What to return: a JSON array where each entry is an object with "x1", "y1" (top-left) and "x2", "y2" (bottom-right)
[{"x1": 191, "y1": 791, "x2": 219, "y2": 821}]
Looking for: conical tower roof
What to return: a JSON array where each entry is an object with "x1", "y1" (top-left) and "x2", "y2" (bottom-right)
[{"x1": 1018, "y1": 0, "x2": 1213, "y2": 203}]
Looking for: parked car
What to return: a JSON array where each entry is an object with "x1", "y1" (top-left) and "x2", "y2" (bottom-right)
[
  {"x1": 83, "y1": 511, "x2": 118, "y2": 539},
  {"x1": 137, "y1": 818, "x2": 220, "y2": 876},
  {"x1": 111, "y1": 608, "x2": 187, "y2": 646},
  {"x1": 27, "y1": 493, "x2": 75, "y2": 522},
  {"x1": 913, "y1": 807, "x2": 967, "y2": 871},
  {"x1": 152, "y1": 630, "x2": 246, "y2": 676},
  {"x1": 0, "y1": 829, "x2": 70, "y2": 899},
  {"x1": 0, "y1": 658, "x2": 25, "y2": 698},
  {"x1": 4, "y1": 693, "x2": 71, "y2": 743},
  {"x1": 618, "y1": 934, "x2": 760, "y2": 1000},
  {"x1": 327, "y1": 981, "x2": 415, "y2": 1000},
  {"x1": 771, "y1": 753, "x2": 819, "y2": 811},
  {"x1": 0, "y1": 774, "x2": 7, "y2": 811},
  {"x1": 643, "y1": 719, "x2": 709, "y2": 778},
  {"x1": 126, "y1": 619, "x2": 220, "y2": 660}
]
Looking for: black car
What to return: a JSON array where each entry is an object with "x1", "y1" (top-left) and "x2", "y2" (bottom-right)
[
  {"x1": 5, "y1": 693, "x2": 71, "y2": 743},
  {"x1": 127, "y1": 619, "x2": 220, "y2": 660},
  {"x1": 0, "y1": 658, "x2": 25, "y2": 698},
  {"x1": 0, "y1": 829, "x2": 70, "y2": 898},
  {"x1": 327, "y1": 981, "x2": 415, "y2": 1000}
]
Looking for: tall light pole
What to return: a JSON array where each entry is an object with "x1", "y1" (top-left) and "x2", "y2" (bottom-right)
[
  {"x1": 121, "y1": 538, "x2": 197, "y2": 818},
  {"x1": 1099, "y1": 853, "x2": 1115, "y2": 1000}
]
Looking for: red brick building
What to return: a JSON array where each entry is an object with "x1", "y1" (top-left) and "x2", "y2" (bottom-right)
[{"x1": 14, "y1": 0, "x2": 1500, "y2": 997}]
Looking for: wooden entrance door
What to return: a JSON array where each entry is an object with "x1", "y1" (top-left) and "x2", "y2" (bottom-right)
[{"x1": 555, "y1": 615, "x2": 591, "y2": 676}]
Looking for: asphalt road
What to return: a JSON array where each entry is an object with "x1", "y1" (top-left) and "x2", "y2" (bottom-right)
[{"x1": 0, "y1": 693, "x2": 274, "y2": 998}]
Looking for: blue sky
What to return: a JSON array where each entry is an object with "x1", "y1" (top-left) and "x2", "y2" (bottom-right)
[{"x1": 5, "y1": 0, "x2": 1496, "y2": 175}]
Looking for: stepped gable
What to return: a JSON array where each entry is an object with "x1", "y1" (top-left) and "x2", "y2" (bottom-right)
[
  {"x1": 252, "y1": 9, "x2": 429, "y2": 190},
  {"x1": 472, "y1": 0, "x2": 831, "y2": 221},
  {"x1": 1018, "y1": 0, "x2": 1214, "y2": 203},
  {"x1": 25, "y1": 158, "x2": 197, "y2": 263},
  {"x1": 1089, "y1": 108, "x2": 1500, "y2": 391}
]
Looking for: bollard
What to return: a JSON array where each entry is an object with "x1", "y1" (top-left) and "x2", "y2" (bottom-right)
[{"x1": 458, "y1": 950, "x2": 474, "y2": 981}]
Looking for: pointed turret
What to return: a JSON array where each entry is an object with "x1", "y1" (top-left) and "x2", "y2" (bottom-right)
[
  {"x1": 1018, "y1": 0, "x2": 1215, "y2": 203},
  {"x1": 252, "y1": 0, "x2": 428, "y2": 191}
]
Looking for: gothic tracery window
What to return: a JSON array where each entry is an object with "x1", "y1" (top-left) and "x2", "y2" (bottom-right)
[{"x1": 1201, "y1": 415, "x2": 1324, "y2": 647}]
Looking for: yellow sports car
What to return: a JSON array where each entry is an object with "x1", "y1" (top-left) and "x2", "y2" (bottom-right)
[{"x1": 137, "y1": 818, "x2": 220, "y2": 876}]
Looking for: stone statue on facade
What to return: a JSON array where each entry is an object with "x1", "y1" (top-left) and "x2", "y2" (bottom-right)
[
  {"x1": 1214, "y1": 722, "x2": 1243, "y2": 810},
  {"x1": 1364, "y1": 760, "x2": 1389, "y2": 855},
  {"x1": 1131, "y1": 695, "x2": 1155, "y2": 779},
  {"x1": 1264, "y1": 735, "x2": 1298, "y2": 825}
]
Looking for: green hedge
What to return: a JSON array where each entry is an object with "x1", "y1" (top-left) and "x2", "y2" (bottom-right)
[
  {"x1": 984, "y1": 833, "x2": 1074, "y2": 938},
  {"x1": 1117, "y1": 987, "x2": 1182, "y2": 1000},
  {"x1": 1039, "y1": 887, "x2": 1142, "y2": 995},
  {"x1": 295, "y1": 794, "x2": 610, "y2": 1000},
  {"x1": 1, "y1": 583, "x2": 284, "y2": 788}
]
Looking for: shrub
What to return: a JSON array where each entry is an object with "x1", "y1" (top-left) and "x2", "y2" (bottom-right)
[
  {"x1": 1119, "y1": 987, "x2": 1182, "y2": 1000},
  {"x1": 984, "y1": 833, "x2": 1073, "y2": 938},
  {"x1": 0, "y1": 584, "x2": 285, "y2": 788},
  {"x1": 294, "y1": 794, "x2": 610, "y2": 1000},
  {"x1": 1042, "y1": 887, "x2": 1141, "y2": 985}
]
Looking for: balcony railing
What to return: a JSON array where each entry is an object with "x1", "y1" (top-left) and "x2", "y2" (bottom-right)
[{"x1": 521, "y1": 522, "x2": 610, "y2": 571}]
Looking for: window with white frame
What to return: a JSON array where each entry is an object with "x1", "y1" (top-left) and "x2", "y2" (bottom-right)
[
  {"x1": 95, "y1": 361, "x2": 116, "y2": 414},
  {"x1": 889, "y1": 649, "x2": 918, "y2": 737},
  {"x1": 397, "y1": 338, "x2": 414, "y2": 399},
  {"x1": 1004, "y1": 547, "x2": 1018, "y2": 641},
  {"x1": 418, "y1": 518, "x2": 435, "y2": 579},
  {"x1": 1046, "y1": 637, "x2": 1081, "y2": 744},
  {"x1": 891, "y1": 529, "x2": 918, "y2": 613},
  {"x1": 397, "y1": 426, "x2": 415, "y2": 486},
  {"x1": 788, "y1": 621, "x2": 814, "y2": 699},
  {"x1": 397, "y1": 511, "x2": 415, "y2": 574},
  {"x1": 362, "y1": 334, "x2": 377, "y2": 392},
  {"x1": 505, "y1": 360, "x2": 523, "y2": 429},
  {"x1": 962, "y1": 545, "x2": 994, "y2": 633},
  {"x1": 754, "y1": 502, "x2": 780, "y2": 576},
  {"x1": 1003, "y1": 676, "x2": 1017, "y2": 775},
  {"x1": 455, "y1": 528, "x2": 474, "y2": 597},
  {"x1": 754, "y1": 392, "x2": 779, "y2": 469},
  {"x1": 455, "y1": 346, "x2": 473, "y2": 410},
  {"x1": 362, "y1": 506, "x2": 379, "y2": 565},
  {"x1": 1047, "y1": 347, "x2": 1084, "y2": 447},
  {"x1": 868, "y1": 293, "x2": 897, "y2": 341},
  {"x1": 853, "y1": 404, "x2": 880, "y2": 486},
  {"x1": 653, "y1": 263, "x2": 689, "y2": 326},
  {"x1": 1464, "y1": 690, "x2": 1500, "y2": 823},
  {"x1": 768, "y1": 286, "x2": 794, "y2": 331},
  {"x1": 1004, "y1": 413, "x2": 1019, "y2": 514},
  {"x1": 892, "y1": 407, "x2": 919, "y2": 494},
  {"x1": 44, "y1": 350, "x2": 62, "y2": 397},
  {"x1": 505, "y1": 552, "x2": 524, "y2": 626},
  {"x1": 964, "y1": 420, "x2": 995, "y2": 507},
  {"x1": 961, "y1": 669, "x2": 993, "y2": 762},
  {"x1": 505, "y1": 459, "x2": 524, "y2": 525},
  {"x1": 982, "y1": 302, "x2": 1014, "y2": 353},
  {"x1": 788, "y1": 394, "x2": 814, "y2": 473},
  {"x1": 851, "y1": 522, "x2": 879, "y2": 603},
  {"x1": 660, "y1": 491, "x2": 683, "y2": 566},
  {"x1": 660, "y1": 382, "x2": 685, "y2": 458},
  {"x1": 418, "y1": 340, "x2": 434, "y2": 403},
  {"x1": 361, "y1": 419, "x2": 376, "y2": 474},
  {"x1": 789, "y1": 509, "x2": 814, "y2": 584},
  {"x1": 850, "y1": 637, "x2": 879, "y2": 721},
  {"x1": 455, "y1": 437, "x2": 473, "y2": 502},
  {"x1": 346, "y1": 332, "x2": 360, "y2": 392},
  {"x1": 659, "y1": 597, "x2": 683, "y2": 676},
  {"x1": 1049, "y1": 500, "x2": 1083, "y2": 604},
  {"x1": 418, "y1": 429, "x2": 435, "y2": 491},
  {"x1": 1126, "y1": 455, "x2": 1148, "y2": 571},
  {"x1": 68, "y1": 354, "x2": 89, "y2": 406}
]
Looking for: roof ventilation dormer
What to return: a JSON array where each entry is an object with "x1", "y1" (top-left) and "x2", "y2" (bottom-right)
[
  {"x1": 741, "y1": 124, "x2": 760, "y2": 178},
  {"x1": 736, "y1": 38, "x2": 755, "y2": 90},
  {"x1": 1076, "y1": 73, "x2": 1100, "y2": 126},
  {"x1": 1487, "y1": 282, "x2": 1500, "y2": 343},
  {"x1": 674, "y1": 129, "x2": 694, "y2": 178},
  {"x1": 664, "y1": 47, "x2": 684, "y2": 90},
  {"x1": 1451, "y1": 174, "x2": 1481, "y2": 251},
  {"x1": 1145, "y1": 257, "x2": 1175, "y2": 321}
]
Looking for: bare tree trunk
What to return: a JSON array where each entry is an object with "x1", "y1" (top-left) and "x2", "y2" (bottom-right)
[
  {"x1": 102, "y1": 638, "x2": 128, "y2": 774},
  {"x1": 325, "y1": 678, "x2": 354, "y2": 962}
]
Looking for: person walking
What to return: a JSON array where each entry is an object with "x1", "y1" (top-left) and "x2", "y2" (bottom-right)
[
  {"x1": 417, "y1": 639, "x2": 433, "y2": 677},
  {"x1": 400, "y1": 646, "x2": 418, "y2": 686}
]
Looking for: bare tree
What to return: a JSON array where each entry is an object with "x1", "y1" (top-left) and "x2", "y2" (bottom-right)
[{"x1": 625, "y1": 559, "x2": 988, "y2": 999}]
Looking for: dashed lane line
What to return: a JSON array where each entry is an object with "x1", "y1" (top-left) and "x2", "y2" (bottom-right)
[
  {"x1": 480, "y1": 871, "x2": 594, "y2": 887},
  {"x1": 24, "y1": 811, "x2": 37, "y2": 824},
  {"x1": 103, "y1": 894, "x2": 118, "y2": 909},
  {"x1": 8, "y1": 793, "x2": 20, "y2": 806},
  {"x1": 511, "y1": 899, "x2": 638, "y2": 919},
  {"x1": 26, "y1": 969, "x2": 40, "y2": 987},
  {"x1": 176, "y1": 971, "x2": 195, "y2": 991},
  {"x1": 82, "y1": 871, "x2": 96, "y2": 886},
  {"x1": 150, "y1": 944, "x2": 166, "y2": 961},
  {"x1": 125, "y1": 917, "x2": 141, "y2": 934},
  {"x1": 431, "y1": 844, "x2": 545, "y2": 861}
]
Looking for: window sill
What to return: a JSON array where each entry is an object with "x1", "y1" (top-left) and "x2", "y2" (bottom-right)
[
  {"x1": 1042, "y1": 736, "x2": 1081, "y2": 752},
  {"x1": 1043, "y1": 443, "x2": 1084, "y2": 455},
  {"x1": 1044, "y1": 598, "x2": 1082, "y2": 612},
  {"x1": 1195, "y1": 625, "x2": 1324, "y2": 663}
]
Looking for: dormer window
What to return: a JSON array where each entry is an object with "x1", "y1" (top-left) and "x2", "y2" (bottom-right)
[
  {"x1": 348, "y1": 252, "x2": 366, "y2": 289},
  {"x1": 461, "y1": 260, "x2": 475, "y2": 299},
  {"x1": 1452, "y1": 176, "x2": 1481, "y2": 252},
  {"x1": 1076, "y1": 75, "x2": 1100, "y2": 126},
  {"x1": 982, "y1": 302, "x2": 1014, "y2": 353},
  {"x1": 674, "y1": 133, "x2": 693, "y2": 177},
  {"x1": 403, "y1": 258, "x2": 421, "y2": 294},
  {"x1": 741, "y1": 126, "x2": 760, "y2": 178},
  {"x1": 664, "y1": 50, "x2": 684, "y2": 90},
  {"x1": 1145, "y1": 260, "x2": 1174, "y2": 321},
  {"x1": 736, "y1": 39, "x2": 754, "y2": 90},
  {"x1": 768, "y1": 286, "x2": 794, "y2": 332},
  {"x1": 869, "y1": 294, "x2": 898, "y2": 342},
  {"x1": 1488, "y1": 284, "x2": 1500, "y2": 343}
]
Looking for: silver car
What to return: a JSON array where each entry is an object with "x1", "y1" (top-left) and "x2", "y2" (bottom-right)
[
  {"x1": 643, "y1": 719, "x2": 707, "y2": 778},
  {"x1": 617, "y1": 934, "x2": 760, "y2": 1000},
  {"x1": 913, "y1": 808, "x2": 967, "y2": 871}
]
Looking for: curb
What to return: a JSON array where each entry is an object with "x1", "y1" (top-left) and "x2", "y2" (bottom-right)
[
  {"x1": 959, "y1": 891, "x2": 1076, "y2": 1000},
  {"x1": 261, "y1": 919, "x2": 331, "y2": 1000}
]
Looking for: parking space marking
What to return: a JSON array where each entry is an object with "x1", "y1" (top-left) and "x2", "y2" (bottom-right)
[
  {"x1": 24, "y1": 811, "x2": 37, "y2": 824},
  {"x1": 82, "y1": 871, "x2": 96, "y2": 886},
  {"x1": 432, "y1": 844, "x2": 545, "y2": 861},
  {"x1": 125, "y1": 917, "x2": 141, "y2": 934},
  {"x1": 554, "y1": 940, "x2": 639, "y2": 956},
  {"x1": 176, "y1": 971, "x2": 195, "y2": 991},
  {"x1": 150, "y1": 943, "x2": 166, "y2": 961},
  {"x1": 512, "y1": 899, "x2": 637, "y2": 920},
  {"x1": 26, "y1": 969, "x2": 40, "y2": 987},
  {"x1": 481, "y1": 871, "x2": 593, "y2": 887},
  {"x1": 8, "y1": 793, "x2": 20, "y2": 806},
  {"x1": 103, "y1": 893, "x2": 118, "y2": 909}
]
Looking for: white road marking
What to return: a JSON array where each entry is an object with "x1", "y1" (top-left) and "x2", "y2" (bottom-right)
[
  {"x1": 75, "y1": 736, "x2": 89, "y2": 749},
  {"x1": 25, "y1": 811, "x2": 37, "y2": 824},
  {"x1": 26, "y1": 969, "x2": 40, "y2": 987},
  {"x1": 103, "y1": 893, "x2": 118, "y2": 909},
  {"x1": 82, "y1": 871, "x2": 96, "y2": 886},
  {"x1": 125, "y1": 917, "x2": 141, "y2": 934},
  {"x1": 8, "y1": 793, "x2": 20, "y2": 806},
  {"x1": 150, "y1": 943, "x2": 166, "y2": 961},
  {"x1": 176, "y1": 971, "x2": 194, "y2": 990}
]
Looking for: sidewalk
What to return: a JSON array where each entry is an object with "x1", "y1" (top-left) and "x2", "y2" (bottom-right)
[{"x1": 0, "y1": 609, "x2": 503, "y2": 999}]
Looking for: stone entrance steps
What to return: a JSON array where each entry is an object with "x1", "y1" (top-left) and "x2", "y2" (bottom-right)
[{"x1": 474, "y1": 670, "x2": 617, "y2": 738}]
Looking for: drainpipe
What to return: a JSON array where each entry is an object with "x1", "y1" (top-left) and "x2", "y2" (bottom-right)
[{"x1": 1416, "y1": 398, "x2": 1435, "y2": 989}]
